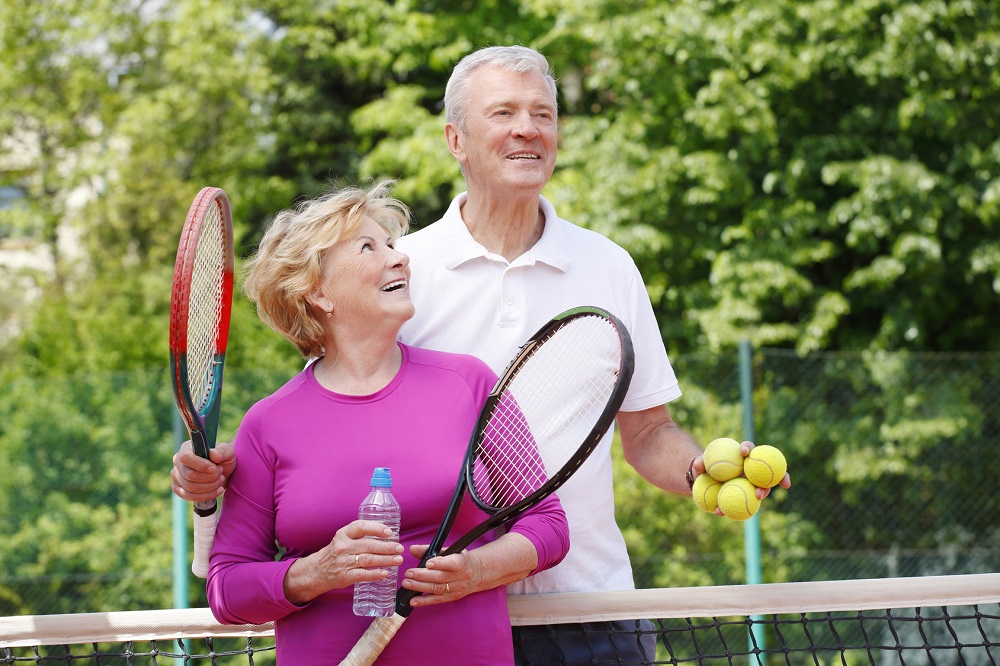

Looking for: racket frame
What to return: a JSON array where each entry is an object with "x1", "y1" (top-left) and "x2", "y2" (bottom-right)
[
  {"x1": 167, "y1": 187, "x2": 234, "y2": 575},
  {"x1": 394, "y1": 305, "x2": 634, "y2": 617}
]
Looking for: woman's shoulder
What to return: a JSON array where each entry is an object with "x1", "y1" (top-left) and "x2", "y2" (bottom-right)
[
  {"x1": 402, "y1": 344, "x2": 496, "y2": 392},
  {"x1": 242, "y1": 369, "x2": 311, "y2": 420},
  {"x1": 404, "y1": 344, "x2": 491, "y2": 374}
]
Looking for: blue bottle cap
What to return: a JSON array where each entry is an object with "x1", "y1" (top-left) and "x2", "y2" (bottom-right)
[{"x1": 371, "y1": 467, "x2": 392, "y2": 487}]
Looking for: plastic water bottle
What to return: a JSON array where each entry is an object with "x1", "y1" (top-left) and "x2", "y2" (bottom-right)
[{"x1": 352, "y1": 467, "x2": 401, "y2": 617}]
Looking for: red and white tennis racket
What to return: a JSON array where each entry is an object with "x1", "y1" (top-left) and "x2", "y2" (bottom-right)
[
  {"x1": 168, "y1": 187, "x2": 234, "y2": 578},
  {"x1": 340, "y1": 306, "x2": 634, "y2": 666}
]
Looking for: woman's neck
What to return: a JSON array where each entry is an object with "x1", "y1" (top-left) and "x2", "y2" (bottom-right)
[{"x1": 313, "y1": 334, "x2": 403, "y2": 395}]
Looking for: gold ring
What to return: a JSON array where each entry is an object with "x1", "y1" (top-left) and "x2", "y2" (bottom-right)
[
  {"x1": 355, "y1": 554, "x2": 360, "y2": 568},
  {"x1": 444, "y1": 583, "x2": 450, "y2": 594}
]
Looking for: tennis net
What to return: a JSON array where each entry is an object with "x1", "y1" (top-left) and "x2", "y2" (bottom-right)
[{"x1": 2, "y1": 573, "x2": 998, "y2": 664}]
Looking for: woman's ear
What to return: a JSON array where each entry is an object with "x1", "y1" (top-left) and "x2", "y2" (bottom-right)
[{"x1": 307, "y1": 289, "x2": 334, "y2": 318}]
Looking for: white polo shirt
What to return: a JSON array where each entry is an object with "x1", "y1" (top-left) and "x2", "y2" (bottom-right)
[{"x1": 397, "y1": 192, "x2": 681, "y2": 594}]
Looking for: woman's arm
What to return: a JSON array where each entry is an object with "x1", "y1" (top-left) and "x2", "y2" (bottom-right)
[
  {"x1": 401, "y1": 493, "x2": 568, "y2": 608},
  {"x1": 282, "y1": 521, "x2": 405, "y2": 606}
]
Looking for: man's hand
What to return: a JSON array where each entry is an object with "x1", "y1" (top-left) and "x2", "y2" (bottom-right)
[
  {"x1": 740, "y1": 441, "x2": 792, "y2": 501},
  {"x1": 171, "y1": 440, "x2": 236, "y2": 502}
]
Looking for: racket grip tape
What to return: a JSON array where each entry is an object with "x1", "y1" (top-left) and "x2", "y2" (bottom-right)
[
  {"x1": 339, "y1": 613, "x2": 406, "y2": 666},
  {"x1": 191, "y1": 500, "x2": 219, "y2": 578}
]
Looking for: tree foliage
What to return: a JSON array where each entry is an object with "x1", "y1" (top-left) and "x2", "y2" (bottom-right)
[{"x1": 1, "y1": 0, "x2": 998, "y2": 612}]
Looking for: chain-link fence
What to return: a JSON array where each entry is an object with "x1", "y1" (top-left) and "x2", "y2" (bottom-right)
[
  {"x1": 2, "y1": 348, "x2": 998, "y2": 614},
  {"x1": 629, "y1": 347, "x2": 1000, "y2": 588}
]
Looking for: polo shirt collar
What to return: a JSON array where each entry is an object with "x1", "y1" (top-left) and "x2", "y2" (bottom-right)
[{"x1": 440, "y1": 192, "x2": 570, "y2": 272}]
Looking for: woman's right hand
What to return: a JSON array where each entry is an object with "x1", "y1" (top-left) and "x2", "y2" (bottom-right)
[{"x1": 282, "y1": 520, "x2": 404, "y2": 606}]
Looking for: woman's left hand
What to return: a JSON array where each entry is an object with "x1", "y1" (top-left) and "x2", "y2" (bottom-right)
[{"x1": 401, "y1": 545, "x2": 482, "y2": 607}]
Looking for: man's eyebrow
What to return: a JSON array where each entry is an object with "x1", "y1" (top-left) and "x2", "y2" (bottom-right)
[{"x1": 485, "y1": 95, "x2": 555, "y2": 109}]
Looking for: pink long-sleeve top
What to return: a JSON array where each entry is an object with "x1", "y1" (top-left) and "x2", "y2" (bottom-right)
[{"x1": 207, "y1": 344, "x2": 569, "y2": 665}]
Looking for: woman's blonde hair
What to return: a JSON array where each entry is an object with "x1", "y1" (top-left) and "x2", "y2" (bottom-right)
[{"x1": 243, "y1": 180, "x2": 410, "y2": 358}]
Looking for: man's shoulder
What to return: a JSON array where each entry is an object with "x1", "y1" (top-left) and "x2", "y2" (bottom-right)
[
  {"x1": 397, "y1": 219, "x2": 451, "y2": 265},
  {"x1": 405, "y1": 216, "x2": 449, "y2": 236},
  {"x1": 541, "y1": 194, "x2": 631, "y2": 251},
  {"x1": 398, "y1": 219, "x2": 443, "y2": 243},
  {"x1": 554, "y1": 216, "x2": 635, "y2": 264}
]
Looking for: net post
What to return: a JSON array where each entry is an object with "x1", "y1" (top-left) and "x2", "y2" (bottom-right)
[
  {"x1": 739, "y1": 338, "x2": 765, "y2": 664},
  {"x1": 172, "y1": 410, "x2": 190, "y2": 666}
]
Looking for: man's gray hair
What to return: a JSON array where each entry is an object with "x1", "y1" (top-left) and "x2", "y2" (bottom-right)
[{"x1": 444, "y1": 45, "x2": 558, "y2": 131}]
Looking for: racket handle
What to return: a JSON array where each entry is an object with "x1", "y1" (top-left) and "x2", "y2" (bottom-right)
[
  {"x1": 191, "y1": 499, "x2": 218, "y2": 578},
  {"x1": 339, "y1": 613, "x2": 406, "y2": 666}
]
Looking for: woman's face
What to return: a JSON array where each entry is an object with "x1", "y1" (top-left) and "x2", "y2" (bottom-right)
[{"x1": 317, "y1": 216, "x2": 414, "y2": 330}]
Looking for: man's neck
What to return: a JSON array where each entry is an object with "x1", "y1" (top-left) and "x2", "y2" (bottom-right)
[{"x1": 460, "y1": 193, "x2": 545, "y2": 262}]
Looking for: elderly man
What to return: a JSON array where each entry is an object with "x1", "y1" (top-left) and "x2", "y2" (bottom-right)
[{"x1": 173, "y1": 45, "x2": 790, "y2": 665}]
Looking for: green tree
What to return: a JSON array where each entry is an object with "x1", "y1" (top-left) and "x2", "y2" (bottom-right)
[
  {"x1": 327, "y1": 0, "x2": 1000, "y2": 356},
  {"x1": 3, "y1": 0, "x2": 998, "y2": 615},
  {"x1": 0, "y1": 0, "x2": 132, "y2": 284},
  {"x1": 623, "y1": 0, "x2": 1000, "y2": 354},
  {"x1": 0, "y1": 0, "x2": 298, "y2": 614}
]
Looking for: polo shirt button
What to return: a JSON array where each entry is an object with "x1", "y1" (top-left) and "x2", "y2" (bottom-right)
[{"x1": 505, "y1": 297, "x2": 514, "y2": 306}]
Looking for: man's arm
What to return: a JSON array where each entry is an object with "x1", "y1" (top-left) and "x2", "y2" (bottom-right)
[
  {"x1": 171, "y1": 440, "x2": 236, "y2": 502},
  {"x1": 617, "y1": 405, "x2": 791, "y2": 501},
  {"x1": 616, "y1": 405, "x2": 703, "y2": 496}
]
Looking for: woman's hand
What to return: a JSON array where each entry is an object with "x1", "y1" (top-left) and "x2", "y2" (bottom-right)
[
  {"x1": 401, "y1": 545, "x2": 483, "y2": 607},
  {"x1": 283, "y1": 520, "x2": 404, "y2": 606},
  {"x1": 401, "y1": 532, "x2": 537, "y2": 608}
]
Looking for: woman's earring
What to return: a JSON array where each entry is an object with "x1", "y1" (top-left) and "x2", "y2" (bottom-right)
[{"x1": 326, "y1": 311, "x2": 333, "y2": 318}]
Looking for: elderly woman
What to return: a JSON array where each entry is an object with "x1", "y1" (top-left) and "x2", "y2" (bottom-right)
[{"x1": 206, "y1": 180, "x2": 569, "y2": 665}]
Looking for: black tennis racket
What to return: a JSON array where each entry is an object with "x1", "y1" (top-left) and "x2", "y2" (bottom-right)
[
  {"x1": 168, "y1": 187, "x2": 234, "y2": 578},
  {"x1": 339, "y1": 306, "x2": 634, "y2": 666}
]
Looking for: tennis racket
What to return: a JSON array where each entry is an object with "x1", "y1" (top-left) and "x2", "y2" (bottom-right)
[
  {"x1": 340, "y1": 305, "x2": 634, "y2": 666},
  {"x1": 168, "y1": 187, "x2": 234, "y2": 579}
]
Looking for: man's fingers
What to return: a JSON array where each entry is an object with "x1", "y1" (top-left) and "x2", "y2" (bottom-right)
[{"x1": 173, "y1": 442, "x2": 220, "y2": 474}]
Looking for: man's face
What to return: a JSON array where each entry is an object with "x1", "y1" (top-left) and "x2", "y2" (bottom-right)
[{"x1": 448, "y1": 66, "x2": 558, "y2": 198}]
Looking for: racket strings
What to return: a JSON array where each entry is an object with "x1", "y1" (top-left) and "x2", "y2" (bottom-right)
[
  {"x1": 471, "y1": 315, "x2": 624, "y2": 510},
  {"x1": 186, "y1": 201, "x2": 228, "y2": 412}
]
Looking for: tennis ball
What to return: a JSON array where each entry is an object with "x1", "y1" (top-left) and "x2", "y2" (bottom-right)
[
  {"x1": 702, "y1": 437, "x2": 744, "y2": 482},
  {"x1": 744, "y1": 445, "x2": 787, "y2": 489},
  {"x1": 717, "y1": 478, "x2": 761, "y2": 521},
  {"x1": 691, "y1": 473, "x2": 722, "y2": 513}
]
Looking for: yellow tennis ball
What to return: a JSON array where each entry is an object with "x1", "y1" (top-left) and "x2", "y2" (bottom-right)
[
  {"x1": 691, "y1": 473, "x2": 722, "y2": 513},
  {"x1": 717, "y1": 478, "x2": 761, "y2": 521},
  {"x1": 703, "y1": 437, "x2": 744, "y2": 482},
  {"x1": 744, "y1": 445, "x2": 787, "y2": 489}
]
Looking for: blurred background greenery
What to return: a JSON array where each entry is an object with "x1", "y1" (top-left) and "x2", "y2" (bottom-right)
[{"x1": 1, "y1": 0, "x2": 998, "y2": 615}]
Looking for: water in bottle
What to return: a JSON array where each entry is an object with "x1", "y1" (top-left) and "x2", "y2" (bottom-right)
[{"x1": 352, "y1": 467, "x2": 401, "y2": 617}]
